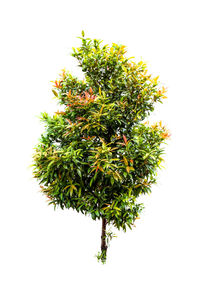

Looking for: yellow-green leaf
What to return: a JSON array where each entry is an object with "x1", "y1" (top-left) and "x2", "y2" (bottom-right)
[{"x1": 52, "y1": 89, "x2": 58, "y2": 97}]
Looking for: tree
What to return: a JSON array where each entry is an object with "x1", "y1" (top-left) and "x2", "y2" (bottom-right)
[{"x1": 32, "y1": 31, "x2": 170, "y2": 263}]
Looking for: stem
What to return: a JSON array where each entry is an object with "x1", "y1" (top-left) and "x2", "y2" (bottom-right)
[{"x1": 101, "y1": 218, "x2": 107, "y2": 261}]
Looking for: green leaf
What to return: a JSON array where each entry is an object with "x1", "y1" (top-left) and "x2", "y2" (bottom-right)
[
  {"x1": 95, "y1": 210, "x2": 100, "y2": 217},
  {"x1": 78, "y1": 187, "x2": 82, "y2": 197},
  {"x1": 52, "y1": 89, "x2": 58, "y2": 97}
]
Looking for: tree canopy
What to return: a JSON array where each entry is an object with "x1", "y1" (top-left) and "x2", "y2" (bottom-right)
[{"x1": 32, "y1": 31, "x2": 170, "y2": 263}]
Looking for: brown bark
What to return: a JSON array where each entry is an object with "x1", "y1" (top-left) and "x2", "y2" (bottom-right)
[{"x1": 101, "y1": 218, "x2": 107, "y2": 254}]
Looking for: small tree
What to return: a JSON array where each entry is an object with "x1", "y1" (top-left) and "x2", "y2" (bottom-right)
[{"x1": 32, "y1": 31, "x2": 170, "y2": 263}]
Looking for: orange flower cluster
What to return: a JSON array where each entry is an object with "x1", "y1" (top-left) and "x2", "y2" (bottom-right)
[
  {"x1": 116, "y1": 135, "x2": 129, "y2": 147},
  {"x1": 81, "y1": 136, "x2": 96, "y2": 140},
  {"x1": 76, "y1": 116, "x2": 88, "y2": 121},
  {"x1": 66, "y1": 89, "x2": 96, "y2": 109},
  {"x1": 55, "y1": 110, "x2": 66, "y2": 115},
  {"x1": 54, "y1": 80, "x2": 62, "y2": 88},
  {"x1": 150, "y1": 121, "x2": 171, "y2": 140},
  {"x1": 160, "y1": 131, "x2": 171, "y2": 139}
]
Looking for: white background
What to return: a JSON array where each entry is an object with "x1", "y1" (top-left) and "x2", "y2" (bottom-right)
[{"x1": 0, "y1": 0, "x2": 200, "y2": 299}]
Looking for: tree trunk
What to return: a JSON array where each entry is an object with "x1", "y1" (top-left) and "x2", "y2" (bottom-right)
[{"x1": 101, "y1": 218, "x2": 107, "y2": 256}]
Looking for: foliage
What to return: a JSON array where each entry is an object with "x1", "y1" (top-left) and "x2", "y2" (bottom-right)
[{"x1": 32, "y1": 31, "x2": 170, "y2": 263}]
